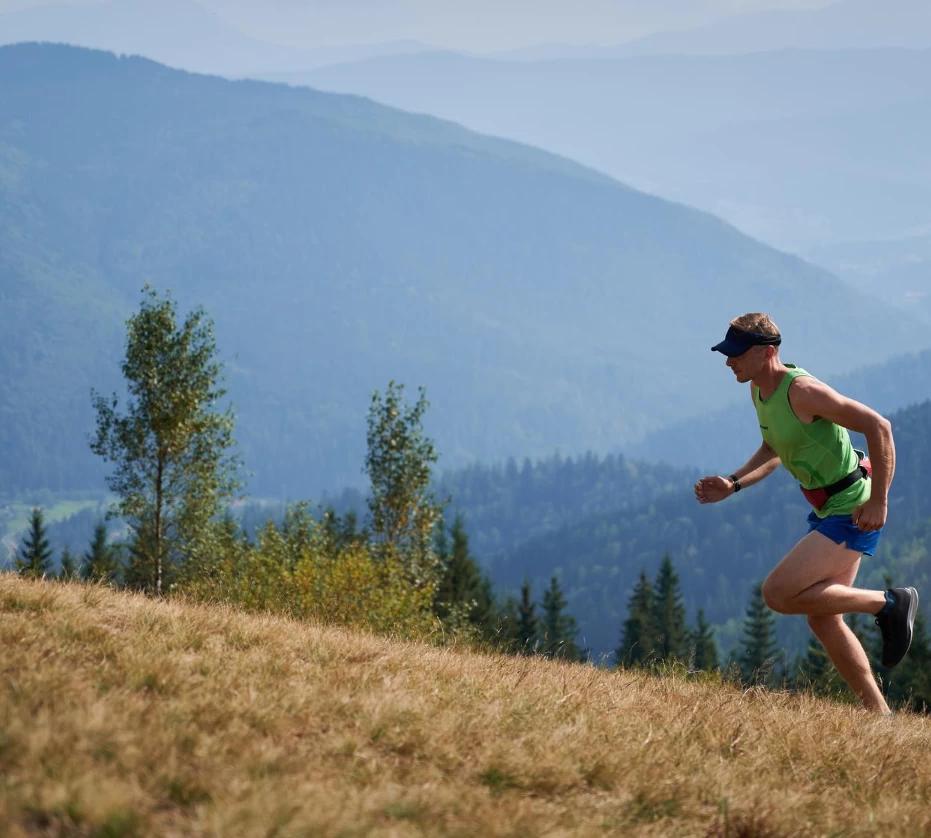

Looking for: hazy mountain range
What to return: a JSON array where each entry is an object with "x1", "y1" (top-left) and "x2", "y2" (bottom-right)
[
  {"x1": 270, "y1": 46, "x2": 931, "y2": 256},
  {"x1": 615, "y1": 0, "x2": 931, "y2": 56},
  {"x1": 4, "y1": 0, "x2": 930, "y2": 78},
  {"x1": 0, "y1": 0, "x2": 435, "y2": 75},
  {"x1": 3, "y1": 43, "x2": 927, "y2": 499},
  {"x1": 484, "y1": 0, "x2": 931, "y2": 59}
]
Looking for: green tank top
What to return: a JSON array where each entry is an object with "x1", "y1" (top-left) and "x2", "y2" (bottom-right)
[{"x1": 754, "y1": 365, "x2": 870, "y2": 518}]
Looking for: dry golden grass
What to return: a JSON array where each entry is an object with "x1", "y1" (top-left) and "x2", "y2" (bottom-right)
[{"x1": 1, "y1": 575, "x2": 930, "y2": 837}]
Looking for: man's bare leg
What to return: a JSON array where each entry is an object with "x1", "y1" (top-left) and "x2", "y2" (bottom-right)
[
  {"x1": 807, "y1": 613, "x2": 889, "y2": 713},
  {"x1": 762, "y1": 531, "x2": 885, "y2": 617},
  {"x1": 763, "y1": 532, "x2": 889, "y2": 712}
]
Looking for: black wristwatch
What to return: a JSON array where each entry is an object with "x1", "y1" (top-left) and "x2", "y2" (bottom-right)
[{"x1": 729, "y1": 474, "x2": 742, "y2": 493}]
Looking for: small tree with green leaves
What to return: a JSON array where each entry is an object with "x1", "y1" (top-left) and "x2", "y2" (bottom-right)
[
  {"x1": 540, "y1": 575, "x2": 582, "y2": 661},
  {"x1": 365, "y1": 381, "x2": 443, "y2": 586},
  {"x1": 81, "y1": 522, "x2": 121, "y2": 584},
  {"x1": 616, "y1": 570, "x2": 658, "y2": 668},
  {"x1": 689, "y1": 608, "x2": 720, "y2": 672},
  {"x1": 653, "y1": 554, "x2": 688, "y2": 663},
  {"x1": 90, "y1": 286, "x2": 242, "y2": 595},
  {"x1": 739, "y1": 582, "x2": 779, "y2": 686},
  {"x1": 16, "y1": 507, "x2": 52, "y2": 579}
]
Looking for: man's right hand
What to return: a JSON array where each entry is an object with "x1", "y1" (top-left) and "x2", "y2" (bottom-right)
[{"x1": 694, "y1": 476, "x2": 735, "y2": 504}]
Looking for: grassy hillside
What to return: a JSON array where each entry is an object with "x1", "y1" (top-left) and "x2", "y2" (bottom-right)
[
  {"x1": 1, "y1": 575, "x2": 930, "y2": 837},
  {"x1": 2, "y1": 43, "x2": 928, "y2": 499}
]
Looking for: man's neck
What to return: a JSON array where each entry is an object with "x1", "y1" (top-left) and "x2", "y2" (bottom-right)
[{"x1": 753, "y1": 361, "x2": 790, "y2": 400}]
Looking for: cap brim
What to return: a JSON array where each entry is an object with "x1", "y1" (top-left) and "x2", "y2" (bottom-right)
[{"x1": 711, "y1": 340, "x2": 750, "y2": 357}]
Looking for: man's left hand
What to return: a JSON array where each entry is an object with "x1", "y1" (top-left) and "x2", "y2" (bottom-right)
[{"x1": 852, "y1": 497, "x2": 887, "y2": 532}]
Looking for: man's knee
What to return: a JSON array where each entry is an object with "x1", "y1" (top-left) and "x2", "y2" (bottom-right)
[{"x1": 761, "y1": 577, "x2": 793, "y2": 614}]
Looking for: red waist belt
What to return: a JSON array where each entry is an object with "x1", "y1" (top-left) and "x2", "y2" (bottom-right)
[{"x1": 800, "y1": 449, "x2": 872, "y2": 511}]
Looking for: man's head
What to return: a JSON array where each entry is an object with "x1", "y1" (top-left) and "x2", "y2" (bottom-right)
[{"x1": 711, "y1": 313, "x2": 781, "y2": 383}]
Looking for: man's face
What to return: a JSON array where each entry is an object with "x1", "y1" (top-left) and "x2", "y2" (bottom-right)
[{"x1": 725, "y1": 345, "x2": 766, "y2": 382}]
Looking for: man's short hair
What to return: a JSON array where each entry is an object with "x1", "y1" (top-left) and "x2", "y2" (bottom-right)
[{"x1": 730, "y1": 312, "x2": 780, "y2": 337}]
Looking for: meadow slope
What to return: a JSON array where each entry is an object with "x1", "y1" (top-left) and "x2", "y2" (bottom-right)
[{"x1": 1, "y1": 575, "x2": 929, "y2": 836}]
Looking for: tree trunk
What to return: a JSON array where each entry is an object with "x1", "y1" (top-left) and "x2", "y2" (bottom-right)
[{"x1": 155, "y1": 455, "x2": 164, "y2": 596}]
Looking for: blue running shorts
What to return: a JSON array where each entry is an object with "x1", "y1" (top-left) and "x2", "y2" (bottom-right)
[{"x1": 807, "y1": 510, "x2": 882, "y2": 556}]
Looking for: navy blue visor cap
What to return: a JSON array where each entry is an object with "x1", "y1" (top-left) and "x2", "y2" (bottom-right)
[{"x1": 711, "y1": 326, "x2": 782, "y2": 357}]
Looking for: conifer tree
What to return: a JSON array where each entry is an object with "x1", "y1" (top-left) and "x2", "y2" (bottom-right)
[
  {"x1": 616, "y1": 570, "x2": 658, "y2": 668},
  {"x1": 321, "y1": 505, "x2": 341, "y2": 555},
  {"x1": 652, "y1": 554, "x2": 687, "y2": 663},
  {"x1": 689, "y1": 608, "x2": 720, "y2": 672},
  {"x1": 59, "y1": 547, "x2": 79, "y2": 581},
  {"x1": 794, "y1": 636, "x2": 836, "y2": 696},
  {"x1": 340, "y1": 509, "x2": 359, "y2": 545},
  {"x1": 471, "y1": 574, "x2": 499, "y2": 641},
  {"x1": 540, "y1": 575, "x2": 581, "y2": 661},
  {"x1": 434, "y1": 517, "x2": 450, "y2": 566},
  {"x1": 516, "y1": 578, "x2": 539, "y2": 654},
  {"x1": 496, "y1": 594, "x2": 521, "y2": 652},
  {"x1": 434, "y1": 513, "x2": 487, "y2": 626},
  {"x1": 16, "y1": 507, "x2": 52, "y2": 579},
  {"x1": 82, "y1": 522, "x2": 121, "y2": 583},
  {"x1": 739, "y1": 582, "x2": 778, "y2": 686},
  {"x1": 846, "y1": 613, "x2": 868, "y2": 647}
]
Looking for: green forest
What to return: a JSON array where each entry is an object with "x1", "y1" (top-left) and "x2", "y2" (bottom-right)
[
  {"x1": 2, "y1": 42, "x2": 928, "y2": 499},
  {"x1": 5, "y1": 43, "x2": 931, "y2": 716}
]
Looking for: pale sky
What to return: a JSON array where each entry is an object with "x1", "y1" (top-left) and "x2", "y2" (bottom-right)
[{"x1": 0, "y1": 0, "x2": 839, "y2": 50}]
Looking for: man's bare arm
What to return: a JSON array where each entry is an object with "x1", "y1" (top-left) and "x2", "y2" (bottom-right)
[
  {"x1": 694, "y1": 441, "x2": 781, "y2": 504},
  {"x1": 789, "y1": 377, "x2": 895, "y2": 530}
]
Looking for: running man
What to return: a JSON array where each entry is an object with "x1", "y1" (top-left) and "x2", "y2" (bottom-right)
[{"x1": 694, "y1": 312, "x2": 917, "y2": 713}]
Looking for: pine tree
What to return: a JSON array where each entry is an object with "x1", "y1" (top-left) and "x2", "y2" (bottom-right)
[
  {"x1": 496, "y1": 594, "x2": 521, "y2": 652},
  {"x1": 846, "y1": 612, "x2": 868, "y2": 648},
  {"x1": 739, "y1": 582, "x2": 778, "y2": 686},
  {"x1": 434, "y1": 513, "x2": 487, "y2": 626},
  {"x1": 653, "y1": 554, "x2": 687, "y2": 663},
  {"x1": 540, "y1": 575, "x2": 581, "y2": 661},
  {"x1": 516, "y1": 578, "x2": 539, "y2": 654},
  {"x1": 340, "y1": 509, "x2": 359, "y2": 545},
  {"x1": 616, "y1": 570, "x2": 658, "y2": 668},
  {"x1": 689, "y1": 608, "x2": 720, "y2": 672},
  {"x1": 794, "y1": 636, "x2": 836, "y2": 696},
  {"x1": 471, "y1": 574, "x2": 499, "y2": 641},
  {"x1": 59, "y1": 547, "x2": 79, "y2": 581},
  {"x1": 434, "y1": 517, "x2": 450, "y2": 565},
  {"x1": 15, "y1": 507, "x2": 52, "y2": 579},
  {"x1": 82, "y1": 522, "x2": 121, "y2": 583},
  {"x1": 321, "y1": 505, "x2": 341, "y2": 555}
]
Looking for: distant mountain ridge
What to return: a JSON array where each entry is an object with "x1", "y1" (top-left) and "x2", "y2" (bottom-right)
[
  {"x1": 618, "y1": 0, "x2": 931, "y2": 55},
  {"x1": 282, "y1": 46, "x2": 931, "y2": 250},
  {"x1": 0, "y1": 0, "x2": 435, "y2": 75},
  {"x1": 1, "y1": 43, "x2": 928, "y2": 499}
]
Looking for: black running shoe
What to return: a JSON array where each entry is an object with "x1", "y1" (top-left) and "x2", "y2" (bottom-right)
[{"x1": 875, "y1": 587, "x2": 919, "y2": 668}]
